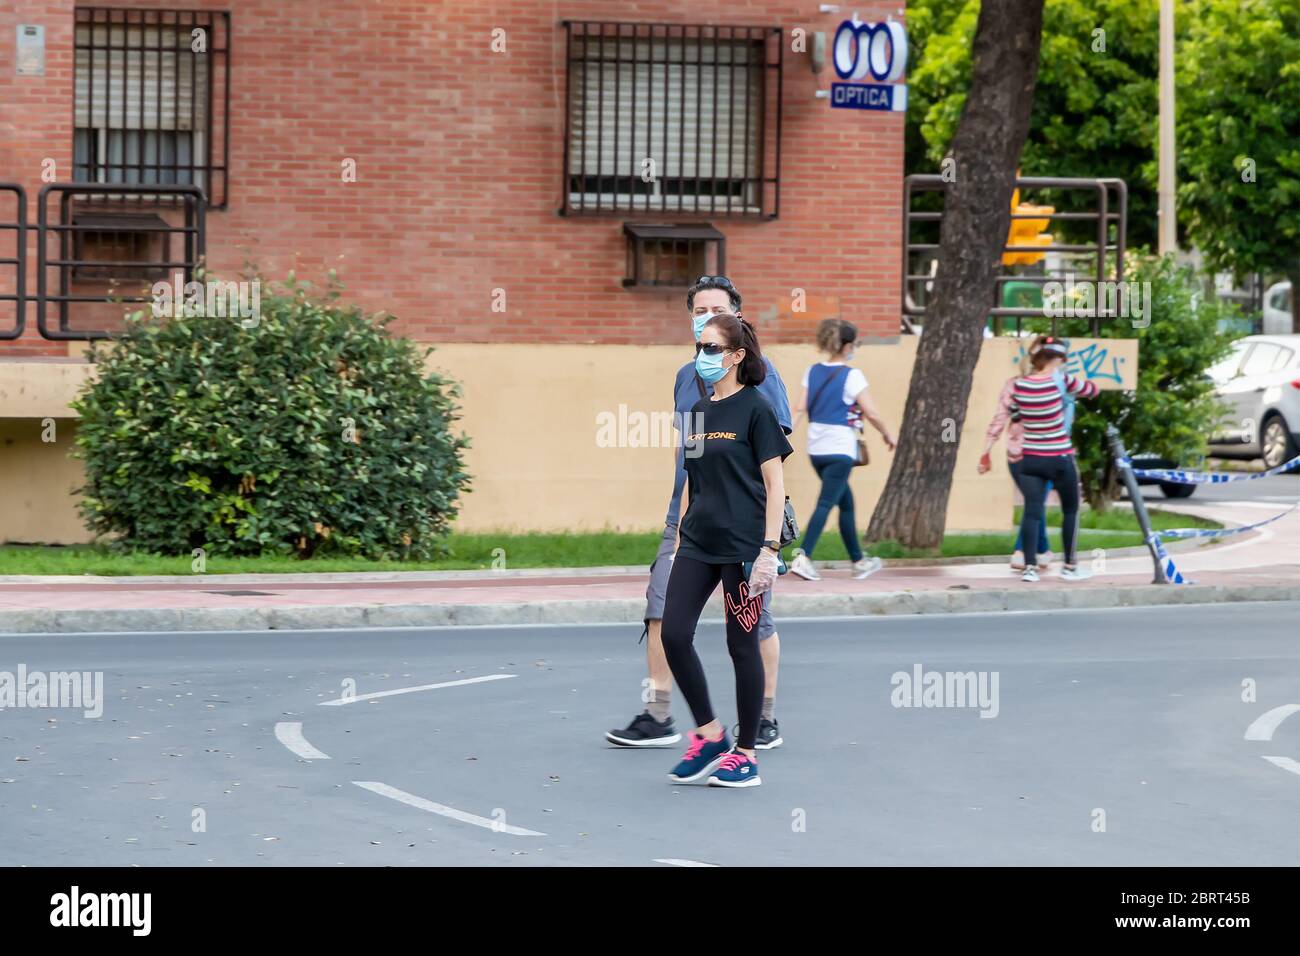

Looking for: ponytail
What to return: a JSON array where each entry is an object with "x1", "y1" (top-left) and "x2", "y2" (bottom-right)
[{"x1": 702, "y1": 312, "x2": 767, "y2": 385}]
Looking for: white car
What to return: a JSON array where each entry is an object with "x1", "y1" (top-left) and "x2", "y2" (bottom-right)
[
  {"x1": 1262, "y1": 282, "x2": 1292, "y2": 335},
  {"x1": 1207, "y1": 334, "x2": 1300, "y2": 469}
]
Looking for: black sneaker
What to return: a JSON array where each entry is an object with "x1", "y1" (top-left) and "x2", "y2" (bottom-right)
[
  {"x1": 731, "y1": 718, "x2": 784, "y2": 750},
  {"x1": 606, "y1": 712, "x2": 682, "y2": 747}
]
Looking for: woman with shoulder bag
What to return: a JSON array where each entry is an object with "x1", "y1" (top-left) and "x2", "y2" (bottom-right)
[{"x1": 789, "y1": 319, "x2": 896, "y2": 582}]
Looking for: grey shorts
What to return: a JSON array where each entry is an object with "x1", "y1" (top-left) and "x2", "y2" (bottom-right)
[{"x1": 643, "y1": 524, "x2": 776, "y2": 640}]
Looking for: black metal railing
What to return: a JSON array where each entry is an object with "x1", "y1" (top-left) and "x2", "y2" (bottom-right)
[
  {"x1": 902, "y1": 175, "x2": 1129, "y2": 336},
  {"x1": 36, "y1": 182, "x2": 206, "y2": 340},
  {"x1": 561, "y1": 21, "x2": 783, "y2": 219},
  {"x1": 0, "y1": 184, "x2": 26, "y2": 341}
]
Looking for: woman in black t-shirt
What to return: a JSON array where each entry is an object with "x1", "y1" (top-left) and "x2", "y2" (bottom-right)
[{"x1": 662, "y1": 312, "x2": 793, "y2": 789}]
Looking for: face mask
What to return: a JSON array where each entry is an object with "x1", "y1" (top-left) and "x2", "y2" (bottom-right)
[
  {"x1": 691, "y1": 314, "x2": 710, "y2": 341},
  {"x1": 695, "y1": 348, "x2": 731, "y2": 384}
]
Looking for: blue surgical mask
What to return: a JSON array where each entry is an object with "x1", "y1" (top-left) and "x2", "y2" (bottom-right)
[
  {"x1": 691, "y1": 314, "x2": 710, "y2": 341},
  {"x1": 695, "y1": 349, "x2": 731, "y2": 384}
]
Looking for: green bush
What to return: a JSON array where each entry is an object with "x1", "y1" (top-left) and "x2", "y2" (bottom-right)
[{"x1": 73, "y1": 273, "x2": 471, "y2": 559}]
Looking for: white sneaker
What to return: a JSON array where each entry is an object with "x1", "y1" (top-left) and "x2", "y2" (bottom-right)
[
  {"x1": 790, "y1": 553, "x2": 820, "y2": 581},
  {"x1": 1060, "y1": 565, "x2": 1092, "y2": 581},
  {"x1": 852, "y1": 556, "x2": 883, "y2": 579},
  {"x1": 1021, "y1": 567, "x2": 1040, "y2": 583},
  {"x1": 1038, "y1": 550, "x2": 1054, "y2": 571}
]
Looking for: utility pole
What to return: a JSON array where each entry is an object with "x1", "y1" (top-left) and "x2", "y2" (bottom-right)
[{"x1": 1158, "y1": 0, "x2": 1176, "y2": 255}]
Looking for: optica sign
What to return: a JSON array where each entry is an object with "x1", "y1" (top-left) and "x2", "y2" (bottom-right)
[{"x1": 830, "y1": 17, "x2": 908, "y2": 113}]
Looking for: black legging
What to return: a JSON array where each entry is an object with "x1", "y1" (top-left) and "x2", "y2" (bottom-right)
[
  {"x1": 660, "y1": 554, "x2": 765, "y2": 750},
  {"x1": 1018, "y1": 453, "x2": 1081, "y2": 569}
]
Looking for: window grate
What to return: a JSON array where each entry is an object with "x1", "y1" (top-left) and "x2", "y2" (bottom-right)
[
  {"x1": 73, "y1": 7, "x2": 230, "y2": 208},
  {"x1": 562, "y1": 21, "x2": 782, "y2": 219}
]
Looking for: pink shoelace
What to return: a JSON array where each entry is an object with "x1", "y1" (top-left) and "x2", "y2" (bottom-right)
[
  {"x1": 681, "y1": 735, "x2": 707, "y2": 760},
  {"x1": 716, "y1": 752, "x2": 751, "y2": 772}
]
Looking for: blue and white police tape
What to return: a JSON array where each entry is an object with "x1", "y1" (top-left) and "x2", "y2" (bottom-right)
[
  {"x1": 1147, "y1": 534, "x2": 1190, "y2": 584},
  {"x1": 1143, "y1": 500, "x2": 1298, "y2": 584},
  {"x1": 1124, "y1": 452, "x2": 1300, "y2": 484}
]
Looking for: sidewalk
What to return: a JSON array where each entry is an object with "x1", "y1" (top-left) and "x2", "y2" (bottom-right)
[{"x1": 0, "y1": 499, "x2": 1295, "y2": 634}]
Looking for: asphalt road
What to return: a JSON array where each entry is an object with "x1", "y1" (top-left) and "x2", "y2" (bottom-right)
[
  {"x1": 1139, "y1": 470, "x2": 1299, "y2": 505},
  {"x1": 1, "y1": 604, "x2": 1297, "y2": 867}
]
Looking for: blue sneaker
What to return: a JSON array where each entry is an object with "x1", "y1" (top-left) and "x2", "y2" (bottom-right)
[
  {"x1": 707, "y1": 750, "x2": 761, "y2": 788},
  {"x1": 668, "y1": 731, "x2": 731, "y2": 783}
]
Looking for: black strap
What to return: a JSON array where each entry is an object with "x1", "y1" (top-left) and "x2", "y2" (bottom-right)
[
  {"x1": 694, "y1": 371, "x2": 707, "y2": 399},
  {"x1": 807, "y1": 365, "x2": 851, "y2": 421}
]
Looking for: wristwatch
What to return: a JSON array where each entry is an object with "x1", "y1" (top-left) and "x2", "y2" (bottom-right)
[{"x1": 763, "y1": 539, "x2": 780, "y2": 552}]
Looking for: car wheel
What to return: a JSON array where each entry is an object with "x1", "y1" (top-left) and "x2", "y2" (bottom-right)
[
  {"x1": 1260, "y1": 415, "x2": 1297, "y2": 470},
  {"x1": 1159, "y1": 481, "x2": 1196, "y2": 499}
]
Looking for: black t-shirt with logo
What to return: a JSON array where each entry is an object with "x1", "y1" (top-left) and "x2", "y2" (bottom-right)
[{"x1": 678, "y1": 384, "x2": 794, "y2": 564}]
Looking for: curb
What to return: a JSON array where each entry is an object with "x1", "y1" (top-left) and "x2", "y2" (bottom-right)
[{"x1": 1, "y1": 581, "x2": 1296, "y2": 634}]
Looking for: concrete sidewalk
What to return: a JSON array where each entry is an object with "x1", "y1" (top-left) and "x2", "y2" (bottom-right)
[
  {"x1": 2, "y1": 497, "x2": 1295, "y2": 633},
  {"x1": 0, "y1": 560, "x2": 1297, "y2": 634}
]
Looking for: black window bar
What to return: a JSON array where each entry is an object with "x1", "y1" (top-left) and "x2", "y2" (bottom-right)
[
  {"x1": 562, "y1": 21, "x2": 783, "y2": 219},
  {"x1": 37, "y1": 183, "x2": 206, "y2": 341},
  {"x1": 73, "y1": 6, "x2": 230, "y2": 208},
  {"x1": 0, "y1": 184, "x2": 26, "y2": 341}
]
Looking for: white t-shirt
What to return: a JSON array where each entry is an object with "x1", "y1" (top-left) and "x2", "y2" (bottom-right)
[{"x1": 801, "y1": 362, "x2": 869, "y2": 458}]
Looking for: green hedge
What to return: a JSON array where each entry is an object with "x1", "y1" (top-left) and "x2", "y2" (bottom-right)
[{"x1": 73, "y1": 274, "x2": 471, "y2": 559}]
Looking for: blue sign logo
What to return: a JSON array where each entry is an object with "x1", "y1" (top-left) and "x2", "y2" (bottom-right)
[{"x1": 830, "y1": 18, "x2": 908, "y2": 113}]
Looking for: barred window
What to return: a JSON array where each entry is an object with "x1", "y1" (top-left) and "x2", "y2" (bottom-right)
[
  {"x1": 563, "y1": 22, "x2": 783, "y2": 218},
  {"x1": 73, "y1": 7, "x2": 230, "y2": 207}
]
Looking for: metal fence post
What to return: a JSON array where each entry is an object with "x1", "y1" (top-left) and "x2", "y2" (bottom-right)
[{"x1": 1107, "y1": 424, "x2": 1167, "y2": 584}]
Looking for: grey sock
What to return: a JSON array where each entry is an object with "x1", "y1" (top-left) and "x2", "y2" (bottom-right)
[
  {"x1": 648, "y1": 690, "x2": 671, "y2": 724},
  {"x1": 762, "y1": 697, "x2": 775, "y2": 721}
]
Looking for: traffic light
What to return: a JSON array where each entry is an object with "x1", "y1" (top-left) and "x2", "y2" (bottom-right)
[{"x1": 1002, "y1": 187, "x2": 1054, "y2": 266}]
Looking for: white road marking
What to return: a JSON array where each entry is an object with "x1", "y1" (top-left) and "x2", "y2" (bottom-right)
[
  {"x1": 1261, "y1": 756, "x2": 1300, "y2": 777},
  {"x1": 1244, "y1": 704, "x2": 1300, "y2": 741},
  {"x1": 274, "y1": 721, "x2": 330, "y2": 760},
  {"x1": 352, "y1": 781, "x2": 545, "y2": 836},
  {"x1": 319, "y1": 673, "x2": 515, "y2": 706},
  {"x1": 654, "y1": 858, "x2": 719, "y2": 867}
]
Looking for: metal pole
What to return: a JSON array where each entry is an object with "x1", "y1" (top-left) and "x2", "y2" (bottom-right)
[
  {"x1": 1157, "y1": 0, "x2": 1177, "y2": 256},
  {"x1": 1107, "y1": 424, "x2": 1167, "y2": 584}
]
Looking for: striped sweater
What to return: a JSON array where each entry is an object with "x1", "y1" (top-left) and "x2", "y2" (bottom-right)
[{"x1": 1008, "y1": 373, "x2": 1098, "y2": 456}]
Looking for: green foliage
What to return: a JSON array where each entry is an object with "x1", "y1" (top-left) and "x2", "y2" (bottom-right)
[
  {"x1": 72, "y1": 274, "x2": 472, "y2": 559},
  {"x1": 1053, "y1": 256, "x2": 1237, "y2": 508},
  {"x1": 1178, "y1": 0, "x2": 1300, "y2": 283},
  {"x1": 907, "y1": 0, "x2": 1160, "y2": 248}
]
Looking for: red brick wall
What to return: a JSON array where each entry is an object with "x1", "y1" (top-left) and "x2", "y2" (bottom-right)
[{"x1": 0, "y1": 0, "x2": 905, "y2": 354}]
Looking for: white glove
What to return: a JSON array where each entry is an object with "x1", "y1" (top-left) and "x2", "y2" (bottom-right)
[{"x1": 747, "y1": 547, "x2": 779, "y2": 597}]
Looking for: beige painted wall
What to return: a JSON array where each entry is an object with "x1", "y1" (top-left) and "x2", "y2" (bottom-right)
[
  {"x1": 0, "y1": 338, "x2": 1136, "y2": 544},
  {"x1": 0, "y1": 418, "x2": 87, "y2": 545},
  {"x1": 427, "y1": 337, "x2": 1036, "y2": 535}
]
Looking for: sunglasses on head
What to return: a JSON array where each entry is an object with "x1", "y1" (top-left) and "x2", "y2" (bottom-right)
[
  {"x1": 695, "y1": 275, "x2": 735, "y2": 289},
  {"x1": 695, "y1": 342, "x2": 731, "y2": 356}
]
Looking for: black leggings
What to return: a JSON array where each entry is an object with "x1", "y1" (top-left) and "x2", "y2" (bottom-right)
[
  {"x1": 660, "y1": 554, "x2": 765, "y2": 750},
  {"x1": 1018, "y1": 453, "x2": 1081, "y2": 568}
]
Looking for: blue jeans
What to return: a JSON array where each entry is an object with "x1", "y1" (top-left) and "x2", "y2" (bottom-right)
[
  {"x1": 799, "y1": 454, "x2": 863, "y2": 562},
  {"x1": 1008, "y1": 459, "x2": 1051, "y2": 555}
]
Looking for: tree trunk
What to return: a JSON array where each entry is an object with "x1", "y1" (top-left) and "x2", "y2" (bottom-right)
[{"x1": 866, "y1": 0, "x2": 1046, "y2": 551}]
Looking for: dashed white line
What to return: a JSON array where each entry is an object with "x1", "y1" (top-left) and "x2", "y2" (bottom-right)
[
  {"x1": 654, "y1": 858, "x2": 719, "y2": 867},
  {"x1": 1244, "y1": 704, "x2": 1300, "y2": 741},
  {"x1": 352, "y1": 781, "x2": 545, "y2": 836},
  {"x1": 318, "y1": 673, "x2": 516, "y2": 706},
  {"x1": 274, "y1": 721, "x2": 331, "y2": 760}
]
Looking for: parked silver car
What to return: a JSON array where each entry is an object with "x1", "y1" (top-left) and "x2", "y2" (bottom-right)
[{"x1": 1207, "y1": 334, "x2": 1300, "y2": 469}]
